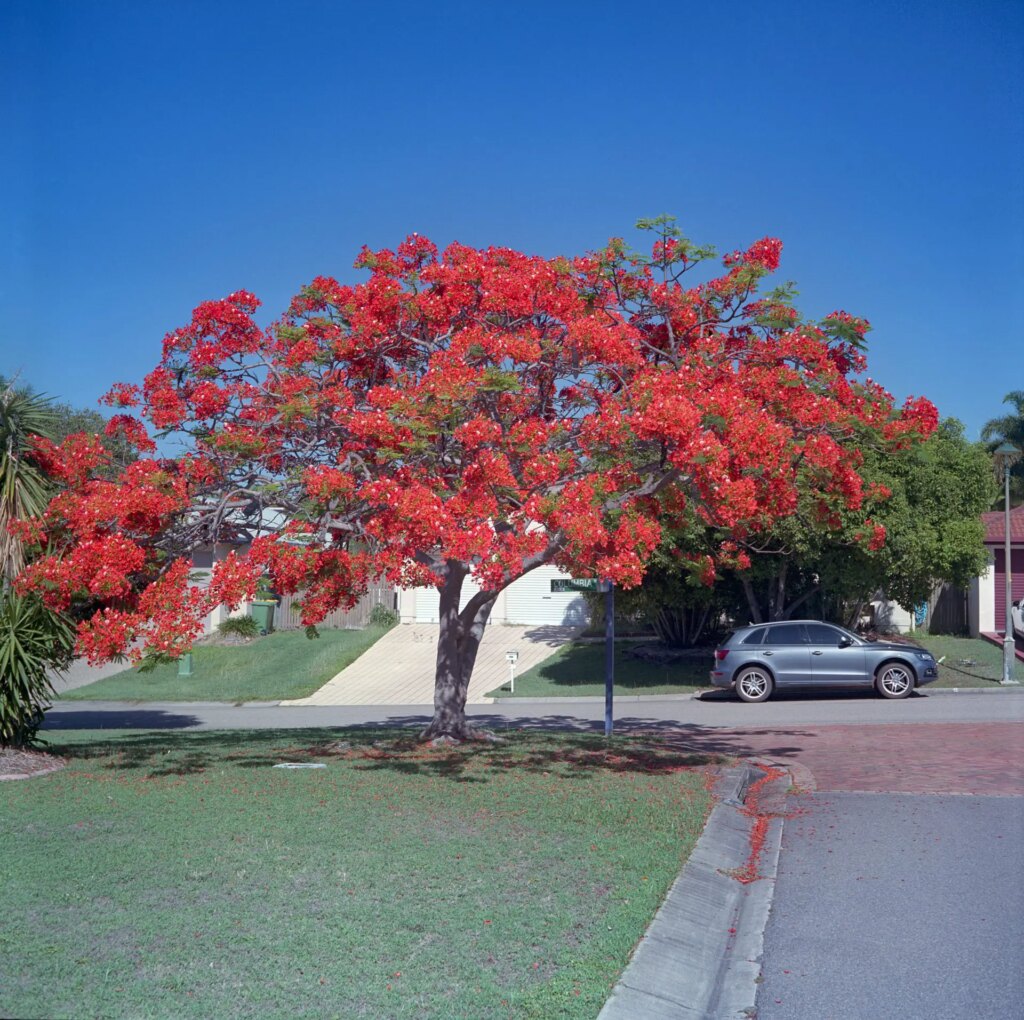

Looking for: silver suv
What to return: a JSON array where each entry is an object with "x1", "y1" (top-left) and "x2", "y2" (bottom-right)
[{"x1": 710, "y1": 621, "x2": 939, "y2": 702}]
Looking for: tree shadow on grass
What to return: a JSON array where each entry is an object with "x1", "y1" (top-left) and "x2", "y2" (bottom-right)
[
  {"x1": 525, "y1": 646, "x2": 708, "y2": 691},
  {"x1": 42, "y1": 717, "x2": 824, "y2": 782}
]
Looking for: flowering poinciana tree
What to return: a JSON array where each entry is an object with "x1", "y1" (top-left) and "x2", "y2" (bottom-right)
[{"x1": 17, "y1": 219, "x2": 937, "y2": 740}]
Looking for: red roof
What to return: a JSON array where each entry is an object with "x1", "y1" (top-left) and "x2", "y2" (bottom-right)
[{"x1": 982, "y1": 504, "x2": 1024, "y2": 544}]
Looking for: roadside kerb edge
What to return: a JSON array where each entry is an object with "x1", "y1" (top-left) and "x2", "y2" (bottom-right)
[
  {"x1": 479, "y1": 686, "x2": 1024, "y2": 705},
  {"x1": 598, "y1": 763, "x2": 791, "y2": 1020}
]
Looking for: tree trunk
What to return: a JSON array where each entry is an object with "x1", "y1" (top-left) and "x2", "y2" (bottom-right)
[
  {"x1": 740, "y1": 575, "x2": 763, "y2": 624},
  {"x1": 769, "y1": 563, "x2": 788, "y2": 621},
  {"x1": 654, "y1": 606, "x2": 687, "y2": 646},
  {"x1": 782, "y1": 583, "x2": 821, "y2": 621},
  {"x1": 420, "y1": 563, "x2": 497, "y2": 742},
  {"x1": 654, "y1": 605, "x2": 713, "y2": 648},
  {"x1": 846, "y1": 598, "x2": 867, "y2": 631}
]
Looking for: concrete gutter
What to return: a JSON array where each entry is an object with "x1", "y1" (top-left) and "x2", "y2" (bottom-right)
[{"x1": 598, "y1": 763, "x2": 789, "y2": 1020}]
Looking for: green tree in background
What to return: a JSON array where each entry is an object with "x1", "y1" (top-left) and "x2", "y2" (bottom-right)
[
  {"x1": 981, "y1": 390, "x2": 1024, "y2": 508},
  {"x1": 599, "y1": 514, "x2": 734, "y2": 647},
  {"x1": 730, "y1": 418, "x2": 993, "y2": 627},
  {"x1": 624, "y1": 418, "x2": 994, "y2": 639},
  {"x1": 0, "y1": 374, "x2": 137, "y2": 479}
]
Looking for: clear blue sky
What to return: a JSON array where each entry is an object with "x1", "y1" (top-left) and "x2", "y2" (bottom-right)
[{"x1": 2, "y1": 0, "x2": 1021, "y2": 439}]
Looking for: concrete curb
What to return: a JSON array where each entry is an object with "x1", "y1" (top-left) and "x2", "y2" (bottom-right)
[
  {"x1": 923, "y1": 685, "x2": 1024, "y2": 695},
  {"x1": 480, "y1": 693, "x2": 699, "y2": 705},
  {"x1": 598, "y1": 763, "x2": 791, "y2": 1020},
  {"x1": 482, "y1": 685, "x2": 1024, "y2": 706}
]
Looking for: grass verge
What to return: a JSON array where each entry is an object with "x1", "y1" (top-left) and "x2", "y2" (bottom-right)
[
  {"x1": 59, "y1": 627, "x2": 391, "y2": 703},
  {"x1": 487, "y1": 634, "x2": 1021, "y2": 699},
  {"x1": 913, "y1": 633, "x2": 1022, "y2": 686},
  {"x1": 1, "y1": 727, "x2": 717, "y2": 1020},
  {"x1": 487, "y1": 641, "x2": 708, "y2": 699}
]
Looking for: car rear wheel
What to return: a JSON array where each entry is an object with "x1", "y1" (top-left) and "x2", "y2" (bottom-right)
[
  {"x1": 735, "y1": 667, "x2": 773, "y2": 703},
  {"x1": 875, "y1": 662, "x2": 914, "y2": 699}
]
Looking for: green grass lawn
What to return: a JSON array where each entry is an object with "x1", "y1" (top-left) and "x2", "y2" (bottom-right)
[
  {"x1": 59, "y1": 627, "x2": 391, "y2": 703},
  {"x1": 913, "y1": 633, "x2": 1022, "y2": 686},
  {"x1": 487, "y1": 634, "x2": 1021, "y2": 699},
  {"x1": 488, "y1": 641, "x2": 709, "y2": 699},
  {"x1": 0, "y1": 728, "x2": 716, "y2": 1020}
]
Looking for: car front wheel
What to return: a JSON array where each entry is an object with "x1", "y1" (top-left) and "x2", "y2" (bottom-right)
[
  {"x1": 875, "y1": 662, "x2": 914, "y2": 699},
  {"x1": 735, "y1": 667, "x2": 773, "y2": 703}
]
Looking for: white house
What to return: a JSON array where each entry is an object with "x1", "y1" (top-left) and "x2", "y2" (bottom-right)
[
  {"x1": 190, "y1": 541, "x2": 252, "y2": 633},
  {"x1": 398, "y1": 563, "x2": 592, "y2": 627}
]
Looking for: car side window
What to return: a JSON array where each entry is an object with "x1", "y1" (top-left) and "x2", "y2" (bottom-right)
[
  {"x1": 805, "y1": 623, "x2": 842, "y2": 645},
  {"x1": 741, "y1": 628, "x2": 766, "y2": 645},
  {"x1": 765, "y1": 624, "x2": 807, "y2": 645}
]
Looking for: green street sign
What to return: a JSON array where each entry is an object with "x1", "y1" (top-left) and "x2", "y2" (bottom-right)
[{"x1": 550, "y1": 578, "x2": 598, "y2": 593}]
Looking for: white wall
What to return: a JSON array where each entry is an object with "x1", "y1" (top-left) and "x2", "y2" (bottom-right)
[
  {"x1": 400, "y1": 563, "x2": 591, "y2": 627},
  {"x1": 973, "y1": 554, "x2": 996, "y2": 636},
  {"x1": 872, "y1": 596, "x2": 914, "y2": 634},
  {"x1": 191, "y1": 543, "x2": 250, "y2": 634}
]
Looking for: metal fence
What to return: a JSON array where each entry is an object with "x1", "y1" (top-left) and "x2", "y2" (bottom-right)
[{"x1": 274, "y1": 583, "x2": 397, "y2": 631}]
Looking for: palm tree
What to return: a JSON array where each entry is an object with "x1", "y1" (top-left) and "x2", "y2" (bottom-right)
[
  {"x1": 0, "y1": 379, "x2": 57, "y2": 582},
  {"x1": 0, "y1": 378, "x2": 76, "y2": 746},
  {"x1": 982, "y1": 391, "x2": 1024, "y2": 507}
]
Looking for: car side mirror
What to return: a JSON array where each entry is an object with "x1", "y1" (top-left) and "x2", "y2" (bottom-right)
[{"x1": 838, "y1": 636, "x2": 852, "y2": 648}]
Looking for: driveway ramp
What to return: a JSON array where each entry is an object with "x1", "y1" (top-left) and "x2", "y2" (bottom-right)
[{"x1": 280, "y1": 624, "x2": 579, "y2": 706}]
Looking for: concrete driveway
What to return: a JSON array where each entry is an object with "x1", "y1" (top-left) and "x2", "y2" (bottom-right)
[
  {"x1": 47, "y1": 657, "x2": 129, "y2": 695},
  {"x1": 280, "y1": 623, "x2": 579, "y2": 706}
]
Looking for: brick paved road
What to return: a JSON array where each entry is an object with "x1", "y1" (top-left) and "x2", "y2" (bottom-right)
[{"x1": 660, "y1": 722, "x2": 1024, "y2": 796}]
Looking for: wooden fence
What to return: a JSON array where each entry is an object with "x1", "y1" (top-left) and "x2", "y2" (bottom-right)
[
  {"x1": 927, "y1": 583, "x2": 969, "y2": 635},
  {"x1": 273, "y1": 583, "x2": 397, "y2": 631}
]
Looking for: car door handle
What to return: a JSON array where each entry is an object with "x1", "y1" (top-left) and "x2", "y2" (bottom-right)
[
  {"x1": 812, "y1": 650, "x2": 823, "y2": 656},
  {"x1": 762, "y1": 651, "x2": 773, "y2": 656}
]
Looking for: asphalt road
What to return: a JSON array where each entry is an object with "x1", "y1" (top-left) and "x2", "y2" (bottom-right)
[
  {"x1": 756, "y1": 792, "x2": 1024, "y2": 1020},
  {"x1": 43, "y1": 687, "x2": 1024, "y2": 732}
]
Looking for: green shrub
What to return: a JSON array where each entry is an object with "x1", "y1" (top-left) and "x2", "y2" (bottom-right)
[
  {"x1": 368, "y1": 604, "x2": 399, "y2": 629},
  {"x1": 217, "y1": 615, "x2": 261, "y2": 639},
  {"x1": 0, "y1": 593, "x2": 76, "y2": 747}
]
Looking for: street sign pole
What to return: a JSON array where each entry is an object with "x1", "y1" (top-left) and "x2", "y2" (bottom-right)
[{"x1": 603, "y1": 580, "x2": 614, "y2": 738}]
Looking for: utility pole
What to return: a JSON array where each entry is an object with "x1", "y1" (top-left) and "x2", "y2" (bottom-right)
[{"x1": 994, "y1": 442, "x2": 1021, "y2": 685}]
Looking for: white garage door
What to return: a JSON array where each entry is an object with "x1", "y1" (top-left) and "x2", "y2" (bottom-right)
[
  {"x1": 414, "y1": 577, "x2": 482, "y2": 623},
  {"x1": 505, "y1": 565, "x2": 591, "y2": 627}
]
